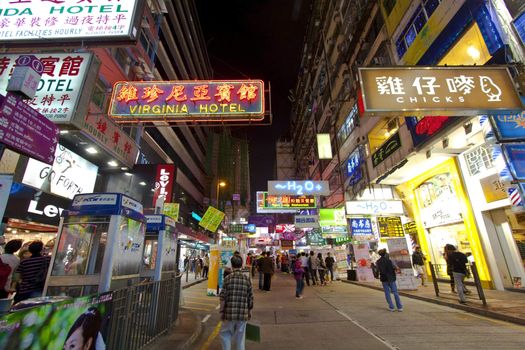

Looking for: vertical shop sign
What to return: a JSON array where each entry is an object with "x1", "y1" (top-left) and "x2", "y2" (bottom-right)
[
  {"x1": 371, "y1": 132, "x2": 401, "y2": 167},
  {"x1": 152, "y1": 164, "x2": 176, "y2": 206},
  {"x1": 346, "y1": 147, "x2": 362, "y2": 185}
]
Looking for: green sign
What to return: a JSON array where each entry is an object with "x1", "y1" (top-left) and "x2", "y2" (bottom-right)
[
  {"x1": 307, "y1": 228, "x2": 326, "y2": 246},
  {"x1": 335, "y1": 235, "x2": 352, "y2": 246},
  {"x1": 229, "y1": 224, "x2": 243, "y2": 234},
  {"x1": 199, "y1": 206, "x2": 225, "y2": 232},
  {"x1": 319, "y1": 208, "x2": 346, "y2": 226},
  {"x1": 372, "y1": 132, "x2": 401, "y2": 167}
]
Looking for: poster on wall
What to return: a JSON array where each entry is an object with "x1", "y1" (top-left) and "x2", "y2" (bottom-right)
[
  {"x1": 112, "y1": 216, "x2": 145, "y2": 277},
  {"x1": 334, "y1": 246, "x2": 349, "y2": 279},
  {"x1": 386, "y1": 237, "x2": 418, "y2": 290},
  {"x1": 352, "y1": 242, "x2": 375, "y2": 282},
  {"x1": 218, "y1": 249, "x2": 234, "y2": 292},
  {"x1": 0, "y1": 292, "x2": 113, "y2": 349},
  {"x1": 22, "y1": 144, "x2": 98, "y2": 200}
]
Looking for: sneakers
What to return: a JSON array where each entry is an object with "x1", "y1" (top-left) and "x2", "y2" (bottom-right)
[
  {"x1": 388, "y1": 308, "x2": 395, "y2": 312},
  {"x1": 459, "y1": 300, "x2": 467, "y2": 304},
  {"x1": 397, "y1": 308, "x2": 403, "y2": 312},
  {"x1": 296, "y1": 296, "x2": 304, "y2": 299}
]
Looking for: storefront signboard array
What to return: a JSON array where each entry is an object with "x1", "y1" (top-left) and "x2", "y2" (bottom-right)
[
  {"x1": 199, "y1": 206, "x2": 225, "y2": 232},
  {"x1": 0, "y1": 93, "x2": 59, "y2": 165},
  {"x1": 358, "y1": 67, "x2": 524, "y2": 117},
  {"x1": 353, "y1": 242, "x2": 375, "y2": 282},
  {"x1": 346, "y1": 200, "x2": 404, "y2": 216},
  {"x1": 502, "y1": 144, "x2": 525, "y2": 180},
  {"x1": 371, "y1": 131, "x2": 401, "y2": 167},
  {"x1": 294, "y1": 215, "x2": 320, "y2": 228},
  {"x1": 268, "y1": 180, "x2": 330, "y2": 196},
  {"x1": 0, "y1": 0, "x2": 141, "y2": 45},
  {"x1": 349, "y1": 218, "x2": 375, "y2": 241},
  {"x1": 377, "y1": 216, "x2": 404, "y2": 238},
  {"x1": 490, "y1": 112, "x2": 525, "y2": 142},
  {"x1": 109, "y1": 80, "x2": 265, "y2": 123},
  {"x1": 0, "y1": 53, "x2": 95, "y2": 123},
  {"x1": 386, "y1": 237, "x2": 418, "y2": 290},
  {"x1": 22, "y1": 144, "x2": 98, "y2": 200}
]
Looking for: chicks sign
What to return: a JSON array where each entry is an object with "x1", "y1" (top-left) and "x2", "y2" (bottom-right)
[{"x1": 109, "y1": 80, "x2": 265, "y2": 124}]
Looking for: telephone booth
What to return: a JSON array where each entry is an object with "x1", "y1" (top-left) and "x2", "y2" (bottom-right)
[
  {"x1": 44, "y1": 193, "x2": 146, "y2": 297},
  {"x1": 141, "y1": 214, "x2": 178, "y2": 281}
]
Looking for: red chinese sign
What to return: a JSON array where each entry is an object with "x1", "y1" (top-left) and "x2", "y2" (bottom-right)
[{"x1": 109, "y1": 80, "x2": 265, "y2": 123}]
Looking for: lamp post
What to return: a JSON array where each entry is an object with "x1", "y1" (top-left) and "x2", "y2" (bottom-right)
[{"x1": 216, "y1": 180, "x2": 226, "y2": 209}]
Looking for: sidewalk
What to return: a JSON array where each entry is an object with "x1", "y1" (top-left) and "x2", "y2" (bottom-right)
[
  {"x1": 181, "y1": 272, "x2": 207, "y2": 288},
  {"x1": 343, "y1": 278, "x2": 525, "y2": 325}
]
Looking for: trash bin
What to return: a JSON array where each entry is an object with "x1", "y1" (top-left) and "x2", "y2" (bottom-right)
[{"x1": 347, "y1": 269, "x2": 357, "y2": 281}]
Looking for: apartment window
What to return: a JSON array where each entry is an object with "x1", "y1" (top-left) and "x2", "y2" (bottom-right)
[
  {"x1": 112, "y1": 48, "x2": 131, "y2": 75},
  {"x1": 337, "y1": 104, "x2": 359, "y2": 145},
  {"x1": 91, "y1": 79, "x2": 107, "y2": 111},
  {"x1": 395, "y1": 1, "x2": 442, "y2": 59}
]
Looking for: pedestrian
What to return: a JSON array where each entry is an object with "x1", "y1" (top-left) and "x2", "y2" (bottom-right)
[
  {"x1": 293, "y1": 256, "x2": 305, "y2": 299},
  {"x1": 203, "y1": 254, "x2": 210, "y2": 279},
  {"x1": 262, "y1": 252, "x2": 274, "y2": 291},
  {"x1": 317, "y1": 253, "x2": 327, "y2": 286},
  {"x1": 195, "y1": 256, "x2": 203, "y2": 279},
  {"x1": 14, "y1": 241, "x2": 51, "y2": 304},
  {"x1": 376, "y1": 248, "x2": 403, "y2": 312},
  {"x1": 370, "y1": 249, "x2": 380, "y2": 279},
  {"x1": 300, "y1": 252, "x2": 310, "y2": 286},
  {"x1": 412, "y1": 246, "x2": 427, "y2": 287},
  {"x1": 183, "y1": 256, "x2": 189, "y2": 272},
  {"x1": 444, "y1": 244, "x2": 456, "y2": 293},
  {"x1": 0, "y1": 239, "x2": 23, "y2": 299},
  {"x1": 256, "y1": 254, "x2": 264, "y2": 290},
  {"x1": 447, "y1": 245, "x2": 470, "y2": 304},
  {"x1": 325, "y1": 252, "x2": 335, "y2": 282},
  {"x1": 308, "y1": 251, "x2": 318, "y2": 285},
  {"x1": 219, "y1": 255, "x2": 253, "y2": 350}
]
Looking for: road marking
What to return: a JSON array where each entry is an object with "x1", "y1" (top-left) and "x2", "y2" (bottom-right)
[
  {"x1": 202, "y1": 314, "x2": 211, "y2": 323},
  {"x1": 185, "y1": 306, "x2": 215, "y2": 312},
  {"x1": 199, "y1": 320, "x2": 222, "y2": 350},
  {"x1": 335, "y1": 309, "x2": 399, "y2": 350}
]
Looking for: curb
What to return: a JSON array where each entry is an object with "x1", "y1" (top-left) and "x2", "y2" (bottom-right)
[
  {"x1": 177, "y1": 308, "x2": 204, "y2": 350},
  {"x1": 182, "y1": 278, "x2": 206, "y2": 289},
  {"x1": 342, "y1": 280, "x2": 525, "y2": 326}
]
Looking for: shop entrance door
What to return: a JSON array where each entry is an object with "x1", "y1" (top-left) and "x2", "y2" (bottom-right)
[{"x1": 485, "y1": 209, "x2": 525, "y2": 288}]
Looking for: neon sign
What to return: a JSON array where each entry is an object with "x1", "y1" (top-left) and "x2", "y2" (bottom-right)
[
  {"x1": 109, "y1": 80, "x2": 265, "y2": 123},
  {"x1": 267, "y1": 180, "x2": 330, "y2": 196}
]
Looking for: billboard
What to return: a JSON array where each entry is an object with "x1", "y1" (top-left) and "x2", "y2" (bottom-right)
[
  {"x1": 22, "y1": 143, "x2": 98, "y2": 199},
  {"x1": 358, "y1": 67, "x2": 524, "y2": 117},
  {"x1": 256, "y1": 191, "x2": 316, "y2": 213},
  {"x1": 267, "y1": 180, "x2": 330, "y2": 196},
  {"x1": 0, "y1": 0, "x2": 141, "y2": 45},
  {"x1": 0, "y1": 52, "x2": 96, "y2": 123},
  {"x1": 109, "y1": 80, "x2": 265, "y2": 123}
]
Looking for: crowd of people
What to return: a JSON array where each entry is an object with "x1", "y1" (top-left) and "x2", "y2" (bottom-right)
[
  {"x1": 183, "y1": 254, "x2": 210, "y2": 279},
  {"x1": 0, "y1": 239, "x2": 52, "y2": 304}
]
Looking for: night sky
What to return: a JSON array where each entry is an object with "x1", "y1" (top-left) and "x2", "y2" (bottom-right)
[{"x1": 196, "y1": 0, "x2": 312, "y2": 197}]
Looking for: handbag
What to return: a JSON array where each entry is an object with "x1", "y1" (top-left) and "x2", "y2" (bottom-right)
[{"x1": 245, "y1": 322, "x2": 261, "y2": 342}]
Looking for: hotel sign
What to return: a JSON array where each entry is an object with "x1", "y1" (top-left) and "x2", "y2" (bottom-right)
[
  {"x1": 0, "y1": 0, "x2": 141, "y2": 45},
  {"x1": 359, "y1": 67, "x2": 524, "y2": 116},
  {"x1": 109, "y1": 80, "x2": 265, "y2": 123}
]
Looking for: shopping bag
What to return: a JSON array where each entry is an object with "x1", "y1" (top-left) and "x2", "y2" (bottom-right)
[{"x1": 245, "y1": 322, "x2": 261, "y2": 342}]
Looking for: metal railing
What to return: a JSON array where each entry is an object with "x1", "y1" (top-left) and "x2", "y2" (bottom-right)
[
  {"x1": 107, "y1": 275, "x2": 182, "y2": 350},
  {"x1": 428, "y1": 262, "x2": 486, "y2": 305}
]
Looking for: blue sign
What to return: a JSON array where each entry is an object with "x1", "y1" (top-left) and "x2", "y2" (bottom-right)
[
  {"x1": 243, "y1": 224, "x2": 256, "y2": 233},
  {"x1": 513, "y1": 11, "x2": 525, "y2": 46},
  {"x1": 350, "y1": 218, "x2": 373, "y2": 236},
  {"x1": 490, "y1": 108, "x2": 525, "y2": 142},
  {"x1": 191, "y1": 211, "x2": 202, "y2": 222},
  {"x1": 67, "y1": 193, "x2": 145, "y2": 222},
  {"x1": 502, "y1": 144, "x2": 525, "y2": 180},
  {"x1": 268, "y1": 180, "x2": 330, "y2": 196},
  {"x1": 346, "y1": 148, "x2": 362, "y2": 185}
]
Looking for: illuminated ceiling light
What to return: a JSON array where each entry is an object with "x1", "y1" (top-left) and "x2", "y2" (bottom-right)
[
  {"x1": 125, "y1": 172, "x2": 132, "y2": 176},
  {"x1": 121, "y1": 167, "x2": 128, "y2": 171},
  {"x1": 139, "y1": 181, "x2": 147, "y2": 186},
  {"x1": 59, "y1": 130, "x2": 69, "y2": 134},
  {"x1": 11, "y1": 230, "x2": 17, "y2": 234},
  {"x1": 467, "y1": 45, "x2": 481, "y2": 60},
  {"x1": 86, "y1": 147, "x2": 98, "y2": 154},
  {"x1": 107, "y1": 160, "x2": 118, "y2": 167}
]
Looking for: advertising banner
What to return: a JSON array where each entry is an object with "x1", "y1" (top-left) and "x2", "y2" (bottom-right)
[
  {"x1": 346, "y1": 147, "x2": 362, "y2": 185},
  {"x1": 110, "y1": 80, "x2": 265, "y2": 123},
  {"x1": 358, "y1": 67, "x2": 524, "y2": 116},
  {"x1": 503, "y1": 143, "x2": 525, "y2": 180},
  {"x1": 152, "y1": 164, "x2": 176, "y2": 206},
  {"x1": 0, "y1": 52, "x2": 95, "y2": 123},
  {"x1": 306, "y1": 228, "x2": 326, "y2": 246},
  {"x1": 218, "y1": 249, "x2": 234, "y2": 292},
  {"x1": 248, "y1": 215, "x2": 274, "y2": 227},
  {"x1": 199, "y1": 206, "x2": 226, "y2": 232},
  {"x1": 334, "y1": 246, "x2": 349, "y2": 279},
  {"x1": 22, "y1": 144, "x2": 98, "y2": 199},
  {"x1": 0, "y1": 0, "x2": 141, "y2": 44},
  {"x1": 353, "y1": 242, "x2": 375, "y2": 282},
  {"x1": 0, "y1": 292, "x2": 113, "y2": 350},
  {"x1": 406, "y1": 116, "x2": 458, "y2": 148},
  {"x1": 349, "y1": 218, "x2": 375, "y2": 241},
  {"x1": 0, "y1": 93, "x2": 59, "y2": 165},
  {"x1": 112, "y1": 216, "x2": 145, "y2": 277},
  {"x1": 267, "y1": 180, "x2": 330, "y2": 196},
  {"x1": 386, "y1": 237, "x2": 418, "y2": 290},
  {"x1": 275, "y1": 224, "x2": 295, "y2": 234},
  {"x1": 74, "y1": 113, "x2": 139, "y2": 168},
  {"x1": 319, "y1": 208, "x2": 346, "y2": 226}
]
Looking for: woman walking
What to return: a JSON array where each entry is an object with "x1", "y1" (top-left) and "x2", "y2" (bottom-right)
[{"x1": 293, "y1": 256, "x2": 305, "y2": 298}]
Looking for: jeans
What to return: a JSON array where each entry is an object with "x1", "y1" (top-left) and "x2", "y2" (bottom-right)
[
  {"x1": 295, "y1": 277, "x2": 304, "y2": 297},
  {"x1": 453, "y1": 272, "x2": 467, "y2": 302},
  {"x1": 303, "y1": 266, "x2": 310, "y2": 286},
  {"x1": 318, "y1": 269, "x2": 325, "y2": 284},
  {"x1": 203, "y1": 266, "x2": 209, "y2": 278},
  {"x1": 258, "y1": 271, "x2": 263, "y2": 290},
  {"x1": 382, "y1": 281, "x2": 403, "y2": 310},
  {"x1": 263, "y1": 273, "x2": 272, "y2": 291},
  {"x1": 220, "y1": 320, "x2": 247, "y2": 350},
  {"x1": 327, "y1": 266, "x2": 334, "y2": 281}
]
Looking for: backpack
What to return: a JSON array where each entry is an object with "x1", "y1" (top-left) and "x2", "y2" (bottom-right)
[{"x1": 0, "y1": 259, "x2": 12, "y2": 291}]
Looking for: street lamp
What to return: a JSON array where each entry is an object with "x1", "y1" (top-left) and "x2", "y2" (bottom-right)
[{"x1": 216, "y1": 181, "x2": 226, "y2": 208}]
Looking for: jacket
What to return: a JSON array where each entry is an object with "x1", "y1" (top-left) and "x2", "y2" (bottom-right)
[
  {"x1": 449, "y1": 251, "x2": 468, "y2": 275},
  {"x1": 220, "y1": 270, "x2": 253, "y2": 321},
  {"x1": 261, "y1": 256, "x2": 274, "y2": 274},
  {"x1": 412, "y1": 251, "x2": 425, "y2": 266},
  {"x1": 376, "y1": 256, "x2": 397, "y2": 283}
]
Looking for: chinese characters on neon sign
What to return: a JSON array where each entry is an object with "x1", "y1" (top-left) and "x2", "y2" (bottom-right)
[{"x1": 109, "y1": 80, "x2": 265, "y2": 123}]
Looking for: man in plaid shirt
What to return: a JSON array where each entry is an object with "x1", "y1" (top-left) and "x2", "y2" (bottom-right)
[{"x1": 219, "y1": 255, "x2": 253, "y2": 350}]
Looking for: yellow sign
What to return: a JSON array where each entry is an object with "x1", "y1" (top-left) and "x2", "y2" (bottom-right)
[
  {"x1": 379, "y1": 0, "x2": 412, "y2": 36},
  {"x1": 207, "y1": 248, "x2": 220, "y2": 296},
  {"x1": 359, "y1": 66, "x2": 523, "y2": 116},
  {"x1": 163, "y1": 203, "x2": 180, "y2": 221},
  {"x1": 199, "y1": 206, "x2": 226, "y2": 232},
  {"x1": 480, "y1": 174, "x2": 508, "y2": 203}
]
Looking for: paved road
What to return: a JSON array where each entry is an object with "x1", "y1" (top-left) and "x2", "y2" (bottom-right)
[{"x1": 188, "y1": 273, "x2": 525, "y2": 350}]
